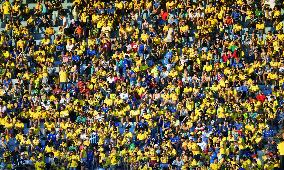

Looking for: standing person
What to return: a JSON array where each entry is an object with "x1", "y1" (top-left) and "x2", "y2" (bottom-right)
[
  {"x1": 59, "y1": 66, "x2": 68, "y2": 91},
  {"x1": 278, "y1": 132, "x2": 284, "y2": 169},
  {"x1": 1, "y1": 0, "x2": 11, "y2": 23},
  {"x1": 60, "y1": 14, "x2": 69, "y2": 34}
]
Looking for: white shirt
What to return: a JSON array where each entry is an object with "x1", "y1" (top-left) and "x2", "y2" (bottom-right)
[
  {"x1": 66, "y1": 43, "x2": 74, "y2": 52},
  {"x1": 120, "y1": 93, "x2": 129, "y2": 100},
  {"x1": 107, "y1": 77, "x2": 115, "y2": 83},
  {"x1": 264, "y1": 0, "x2": 275, "y2": 9},
  {"x1": 0, "y1": 105, "x2": 6, "y2": 113},
  {"x1": 80, "y1": 133, "x2": 87, "y2": 140},
  {"x1": 197, "y1": 141, "x2": 207, "y2": 151},
  {"x1": 62, "y1": 16, "x2": 68, "y2": 28}
]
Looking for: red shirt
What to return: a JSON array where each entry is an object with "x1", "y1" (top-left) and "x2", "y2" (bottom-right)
[
  {"x1": 232, "y1": 50, "x2": 238, "y2": 59},
  {"x1": 225, "y1": 16, "x2": 233, "y2": 25},
  {"x1": 256, "y1": 93, "x2": 266, "y2": 102},
  {"x1": 222, "y1": 54, "x2": 228, "y2": 62},
  {"x1": 160, "y1": 11, "x2": 168, "y2": 21},
  {"x1": 131, "y1": 42, "x2": 138, "y2": 52}
]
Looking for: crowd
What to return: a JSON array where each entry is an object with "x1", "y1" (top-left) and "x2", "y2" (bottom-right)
[{"x1": 0, "y1": 0, "x2": 284, "y2": 169}]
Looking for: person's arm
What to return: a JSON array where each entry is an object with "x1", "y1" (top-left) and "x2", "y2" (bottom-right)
[{"x1": 62, "y1": 17, "x2": 67, "y2": 28}]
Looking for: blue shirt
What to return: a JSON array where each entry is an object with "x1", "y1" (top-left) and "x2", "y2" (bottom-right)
[
  {"x1": 153, "y1": 1, "x2": 160, "y2": 8},
  {"x1": 90, "y1": 133, "x2": 99, "y2": 144},
  {"x1": 3, "y1": 79, "x2": 11, "y2": 87},
  {"x1": 138, "y1": 122, "x2": 148, "y2": 129},
  {"x1": 232, "y1": 11, "x2": 240, "y2": 20},
  {"x1": 138, "y1": 44, "x2": 145, "y2": 54},
  {"x1": 102, "y1": 107, "x2": 109, "y2": 113},
  {"x1": 170, "y1": 136, "x2": 180, "y2": 143},
  {"x1": 72, "y1": 55, "x2": 80, "y2": 62},
  {"x1": 7, "y1": 138, "x2": 18, "y2": 152},
  {"x1": 87, "y1": 150, "x2": 94, "y2": 162},
  {"x1": 234, "y1": 123, "x2": 243, "y2": 130},
  {"x1": 237, "y1": 85, "x2": 248, "y2": 93},
  {"x1": 87, "y1": 49, "x2": 97, "y2": 57},
  {"x1": 47, "y1": 133, "x2": 56, "y2": 142},
  {"x1": 56, "y1": 44, "x2": 64, "y2": 51}
]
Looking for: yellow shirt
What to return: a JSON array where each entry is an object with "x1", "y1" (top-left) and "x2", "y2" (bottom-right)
[
  {"x1": 210, "y1": 163, "x2": 219, "y2": 170},
  {"x1": 35, "y1": 161, "x2": 45, "y2": 170},
  {"x1": 115, "y1": 2, "x2": 123, "y2": 9},
  {"x1": 137, "y1": 133, "x2": 147, "y2": 140},
  {"x1": 256, "y1": 23, "x2": 265, "y2": 30},
  {"x1": 69, "y1": 155, "x2": 80, "y2": 167},
  {"x1": 2, "y1": 2, "x2": 11, "y2": 14},
  {"x1": 278, "y1": 141, "x2": 284, "y2": 155},
  {"x1": 12, "y1": 4, "x2": 20, "y2": 13},
  {"x1": 59, "y1": 70, "x2": 67, "y2": 83},
  {"x1": 203, "y1": 65, "x2": 212, "y2": 72},
  {"x1": 160, "y1": 156, "x2": 168, "y2": 163},
  {"x1": 141, "y1": 33, "x2": 149, "y2": 42}
]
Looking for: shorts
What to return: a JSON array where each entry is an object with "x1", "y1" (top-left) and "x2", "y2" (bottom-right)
[
  {"x1": 160, "y1": 163, "x2": 169, "y2": 169},
  {"x1": 149, "y1": 160, "x2": 157, "y2": 167}
]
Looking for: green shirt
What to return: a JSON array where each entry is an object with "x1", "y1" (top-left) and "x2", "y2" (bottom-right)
[{"x1": 255, "y1": 9, "x2": 263, "y2": 17}]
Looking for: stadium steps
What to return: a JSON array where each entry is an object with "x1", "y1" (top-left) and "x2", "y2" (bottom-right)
[
  {"x1": 26, "y1": 0, "x2": 37, "y2": 3},
  {"x1": 28, "y1": 3, "x2": 37, "y2": 9},
  {"x1": 63, "y1": 2, "x2": 73, "y2": 10}
]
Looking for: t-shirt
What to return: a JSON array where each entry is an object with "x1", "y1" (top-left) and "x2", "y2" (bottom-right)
[
  {"x1": 2, "y1": 2, "x2": 11, "y2": 14},
  {"x1": 59, "y1": 70, "x2": 67, "y2": 83},
  {"x1": 35, "y1": 161, "x2": 45, "y2": 170},
  {"x1": 69, "y1": 155, "x2": 80, "y2": 167},
  {"x1": 278, "y1": 141, "x2": 284, "y2": 155}
]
